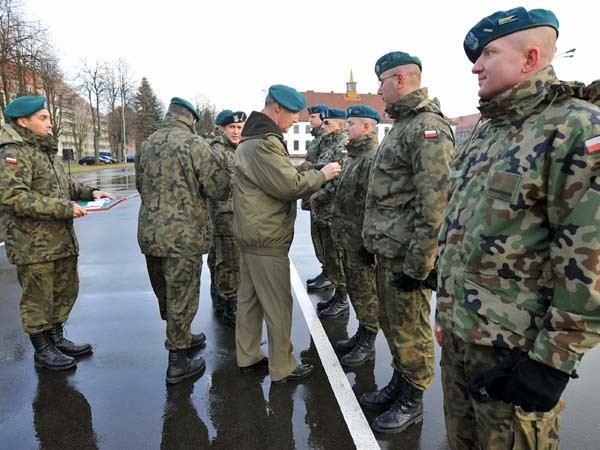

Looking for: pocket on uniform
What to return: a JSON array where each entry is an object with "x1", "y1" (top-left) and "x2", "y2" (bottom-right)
[
  {"x1": 512, "y1": 399, "x2": 564, "y2": 450},
  {"x1": 487, "y1": 170, "x2": 521, "y2": 203}
]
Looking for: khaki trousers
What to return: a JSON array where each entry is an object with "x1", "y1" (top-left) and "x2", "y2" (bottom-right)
[{"x1": 235, "y1": 251, "x2": 297, "y2": 381}]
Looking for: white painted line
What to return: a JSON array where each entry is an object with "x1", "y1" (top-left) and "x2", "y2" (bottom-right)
[{"x1": 290, "y1": 260, "x2": 381, "y2": 450}]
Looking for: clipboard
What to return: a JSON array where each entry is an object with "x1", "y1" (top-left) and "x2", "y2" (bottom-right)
[{"x1": 76, "y1": 197, "x2": 126, "y2": 211}]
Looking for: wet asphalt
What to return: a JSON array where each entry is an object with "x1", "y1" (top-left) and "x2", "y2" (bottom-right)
[{"x1": 0, "y1": 165, "x2": 599, "y2": 450}]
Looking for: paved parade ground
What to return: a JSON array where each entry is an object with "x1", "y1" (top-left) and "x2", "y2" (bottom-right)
[{"x1": 1, "y1": 166, "x2": 599, "y2": 450}]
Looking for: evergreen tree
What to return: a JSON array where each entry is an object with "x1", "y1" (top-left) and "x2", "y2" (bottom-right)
[{"x1": 133, "y1": 77, "x2": 163, "y2": 144}]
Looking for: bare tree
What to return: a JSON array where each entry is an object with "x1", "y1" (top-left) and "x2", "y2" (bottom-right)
[
  {"x1": 70, "y1": 99, "x2": 91, "y2": 160},
  {"x1": 117, "y1": 58, "x2": 134, "y2": 160},
  {"x1": 76, "y1": 60, "x2": 108, "y2": 161},
  {"x1": 38, "y1": 51, "x2": 67, "y2": 138}
]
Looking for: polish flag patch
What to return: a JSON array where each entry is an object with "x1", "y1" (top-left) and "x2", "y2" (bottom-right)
[
  {"x1": 424, "y1": 129, "x2": 438, "y2": 139},
  {"x1": 5, "y1": 156, "x2": 17, "y2": 164},
  {"x1": 585, "y1": 135, "x2": 600, "y2": 153}
]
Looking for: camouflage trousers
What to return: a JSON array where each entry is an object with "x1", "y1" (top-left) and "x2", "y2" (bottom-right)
[
  {"x1": 310, "y1": 214, "x2": 325, "y2": 267},
  {"x1": 375, "y1": 256, "x2": 434, "y2": 389},
  {"x1": 16, "y1": 256, "x2": 79, "y2": 334},
  {"x1": 212, "y1": 235, "x2": 240, "y2": 300},
  {"x1": 145, "y1": 255, "x2": 201, "y2": 350},
  {"x1": 315, "y1": 222, "x2": 346, "y2": 290},
  {"x1": 441, "y1": 330, "x2": 562, "y2": 450},
  {"x1": 341, "y1": 248, "x2": 379, "y2": 332}
]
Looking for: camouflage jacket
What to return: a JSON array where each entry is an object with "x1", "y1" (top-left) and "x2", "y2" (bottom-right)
[
  {"x1": 136, "y1": 111, "x2": 231, "y2": 257},
  {"x1": 436, "y1": 66, "x2": 600, "y2": 375},
  {"x1": 332, "y1": 132, "x2": 378, "y2": 251},
  {"x1": 0, "y1": 124, "x2": 96, "y2": 265},
  {"x1": 232, "y1": 111, "x2": 325, "y2": 256},
  {"x1": 362, "y1": 88, "x2": 455, "y2": 279},
  {"x1": 305, "y1": 126, "x2": 324, "y2": 163},
  {"x1": 205, "y1": 133, "x2": 236, "y2": 234},
  {"x1": 310, "y1": 129, "x2": 348, "y2": 226}
]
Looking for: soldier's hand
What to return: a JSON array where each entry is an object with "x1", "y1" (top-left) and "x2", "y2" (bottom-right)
[
  {"x1": 72, "y1": 203, "x2": 88, "y2": 218},
  {"x1": 321, "y1": 162, "x2": 341, "y2": 181},
  {"x1": 92, "y1": 189, "x2": 115, "y2": 199},
  {"x1": 433, "y1": 323, "x2": 442, "y2": 346},
  {"x1": 390, "y1": 272, "x2": 422, "y2": 292}
]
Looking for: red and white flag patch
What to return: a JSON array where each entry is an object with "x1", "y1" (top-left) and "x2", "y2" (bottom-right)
[
  {"x1": 5, "y1": 156, "x2": 17, "y2": 164},
  {"x1": 585, "y1": 135, "x2": 600, "y2": 153},
  {"x1": 424, "y1": 129, "x2": 438, "y2": 139}
]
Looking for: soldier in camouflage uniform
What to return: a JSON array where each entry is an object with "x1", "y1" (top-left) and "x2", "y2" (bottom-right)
[
  {"x1": 303, "y1": 104, "x2": 332, "y2": 291},
  {"x1": 331, "y1": 105, "x2": 380, "y2": 367},
  {"x1": 359, "y1": 52, "x2": 454, "y2": 434},
  {"x1": 136, "y1": 97, "x2": 231, "y2": 384},
  {"x1": 310, "y1": 108, "x2": 349, "y2": 318},
  {"x1": 437, "y1": 8, "x2": 600, "y2": 449},
  {"x1": 0, "y1": 96, "x2": 114, "y2": 371},
  {"x1": 205, "y1": 110, "x2": 246, "y2": 328}
]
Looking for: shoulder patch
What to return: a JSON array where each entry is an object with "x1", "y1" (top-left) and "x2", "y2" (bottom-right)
[
  {"x1": 5, "y1": 156, "x2": 17, "y2": 164},
  {"x1": 424, "y1": 129, "x2": 438, "y2": 139},
  {"x1": 585, "y1": 136, "x2": 600, "y2": 153}
]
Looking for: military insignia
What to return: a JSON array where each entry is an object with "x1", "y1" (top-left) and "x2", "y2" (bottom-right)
[
  {"x1": 464, "y1": 32, "x2": 479, "y2": 50},
  {"x1": 584, "y1": 136, "x2": 600, "y2": 153},
  {"x1": 498, "y1": 15, "x2": 518, "y2": 25},
  {"x1": 424, "y1": 129, "x2": 438, "y2": 139},
  {"x1": 5, "y1": 156, "x2": 17, "y2": 164}
]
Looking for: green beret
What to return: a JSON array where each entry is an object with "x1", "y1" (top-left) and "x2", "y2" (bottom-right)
[
  {"x1": 320, "y1": 108, "x2": 347, "y2": 120},
  {"x1": 218, "y1": 110, "x2": 247, "y2": 126},
  {"x1": 4, "y1": 95, "x2": 47, "y2": 119},
  {"x1": 268, "y1": 84, "x2": 306, "y2": 112},
  {"x1": 307, "y1": 104, "x2": 329, "y2": 115},
  {"x1": 170, "y1": 97, "x2": 200, "y2": 121},
  {"x1": 374, "y1": 51, "x2": 422, "y2": 77},
  {"x1": 464, "y1": 7, "x2": 559, "y2": 63},
  {"x1": 215, "y1": 109, "x2": 233, "y2": 126},
  {"x1": 346, "y1": 105, "x2": 381, "y2": 123}
]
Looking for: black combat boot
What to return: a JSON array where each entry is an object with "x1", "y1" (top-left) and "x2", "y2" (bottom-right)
[
  {"x1": 316, "y1": 294, "x2": 334, "y2": 312},
  {"x1": 340, "y1": 329, "x2": 376, "y2": 367},
  {"x1": 30, "y1": 332, "x2": 76, "y2": 370},
  {"x1": 222, "y1": 298, "x2": 237, "y2": 328},
  {"x1": 164, "y1": 333, "x2": 206, "y2": 350},
  {"x1": 307, "y1": 270, "x2": 332, "y2": 292},
  {"x1": 359, "y1": 370, "x2": 403, "y2": 410},
  {"x1": 336, "y1": 326, "x2": 364, "y2": 352},
  {"x1": 318, "y1": 290, "x2": 349, "y2": 318},
  {"x1": 372, "y1": 377, "x2": 424, "y2": 434},
  {"x1": 306, "y1": 268, "x2": 325, "y2": 285},
  {"x1": 47, "y1": 324, "x2": 92, "y2": 357},
  {"x1": 166, "y1": 350, "x2": 206, "y2": 384}
]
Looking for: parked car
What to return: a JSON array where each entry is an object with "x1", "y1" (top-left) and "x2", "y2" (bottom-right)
[
  {"x1": 78, "y1": 155, "x2": 115, "y2": 165},
  {"x1": 125, "y1": 155, "x2": 135, "y2": 163}
]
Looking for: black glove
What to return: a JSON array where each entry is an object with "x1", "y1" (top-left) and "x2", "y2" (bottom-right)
[
  {"x1": 423, "y1": 269, "x2": 437, "y2": 290},
  {"x1": 468, "y1": 348, "x2": 570, "y2": 412},
  {"x1": 359, "y1": 246, "x2": 375, "y2": 266},
  {"x1": 390, "y1": 272, "x2": 422, "y2": 292},
  {"x1": 313, "y1": 162, "x2": 326, "y2": 170}
]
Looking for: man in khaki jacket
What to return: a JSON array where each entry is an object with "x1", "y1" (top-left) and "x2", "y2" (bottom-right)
[{"x1": 232, "y1": 84, "x2": 340, "y2": 383}]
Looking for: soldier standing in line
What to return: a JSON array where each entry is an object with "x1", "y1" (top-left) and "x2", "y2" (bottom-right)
[
  {"x1": 331, "y1": 105, "x2": 380, "y2": 367},
  {"x1": 0, "y1": 96, "x2": 114, "y2": 371},
  {"x1": 232, "y1": 85, "x2": 340, "y2": 383},
  {"x1": 303, "y1": 104, "x2": 332, "y2": 291},
  {"x1": 205, "y1": 110, "x2": 246, "y2": 328},
  {"x1": 359, "y1": 52, "x2": 454, "y2": 433},
  {"x1": 310, "y1": 107, "x2": 350, "y2": 318},
  {"x1": 206, "y1": 109, "x2": 233, "y2": 312},
  {"x1": 437, "y1": 8, "x2": 600, "y2": 448},
  {"x1": 136, "y1": 97, "x2": 231, "y2": 384}
]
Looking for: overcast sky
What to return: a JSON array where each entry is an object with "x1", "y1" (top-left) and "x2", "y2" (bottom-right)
[{"x1": 21, "y1": 0, "x2": 599, "y2": 118}]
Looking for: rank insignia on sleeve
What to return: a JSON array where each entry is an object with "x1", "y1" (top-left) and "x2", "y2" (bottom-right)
[
  {"x1": 585, "y1": 136, "x2": 600, "y2": 153},
  {"x1": 5, "y1": 156, "x2": 17, "y2": 164},
  {"x1": 424, "y1": 129, "x2": 438, "y2": 139}
]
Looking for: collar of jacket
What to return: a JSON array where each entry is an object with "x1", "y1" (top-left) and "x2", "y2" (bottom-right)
[
  {"x1": 311, "y1": 126, "x2": 323, "y2": 138},
  {"x1": 346, "y1": 132, "x2": 378, "y2": 157},
  {"x1": 162, "y1": 111, "x2": 196, "y2": 133},
  {"x1": 385, "y1": 87, "x2": 441, "y2": 120},
  {"x1": 478, "y1": 65, "x2": 559, "y2": 122},
  {"x1": 240, "y1": 111, "x2": 284, "y2": 143},
  {"x1": 1, "y1": 123, "x2": 58, "y2": 154},
  {"x1": 320, "y1": 128, "x2": 347, "y2": 144}
]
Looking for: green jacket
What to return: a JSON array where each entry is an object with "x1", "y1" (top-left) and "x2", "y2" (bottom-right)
[
  {"x1": 136, "y1": 111, "x2": 231, "y2": 257},
  {"x1": 363, "y1": 88, "x2": 455, "y2": 279},
  {"x1": 205, "y1": 133, "x2": 236, "y2": 235},
  {"x1": 437, "y1": 66, "x2": 600, "y2": 375},
  {"x1": 232, "y1": 111, "x2": 325, "y2": 256},
  {"x1": 0, "y1": 124, "x2": 96, "y2": 265}
]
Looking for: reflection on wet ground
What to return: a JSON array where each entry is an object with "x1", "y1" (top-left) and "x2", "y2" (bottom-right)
[{"x1": 1, "y1": 166, "x2": 599, "y2": 450}]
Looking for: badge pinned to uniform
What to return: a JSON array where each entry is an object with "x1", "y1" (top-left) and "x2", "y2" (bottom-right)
[
  {"x1": 424, "y1": 129, "x2": 438, "y2": 139},
  {"x1": 5, "y1": 156, "x2": 17, "y2": 164},
  {"x1": 584, "y1": 135, "x2": 600, "y2": 153}
]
